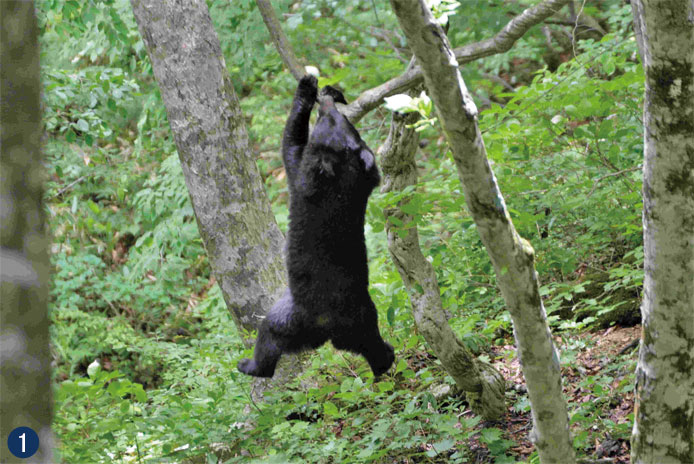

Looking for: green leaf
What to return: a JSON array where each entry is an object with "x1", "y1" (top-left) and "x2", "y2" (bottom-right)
[
  {"x1": 76, "y1": 118, "x2": 90, "y2": 132},
  {"x1": 377, "y1": 381, "x2": 394, "y2": 392},
  {"x1": 318, "y1": 68, "x2": 349, "y2": 87},
  {"x1": 426, "y1": 439, "x2": 455, "y2": 457},
  {"x1": 87, "y1": 200, "x2": 100, "y2": 215},
  {"x1": 395, "y1": 359, "x2": 408, "y2": 374},
  {"x1": 323, "y1": 401, "x2": 340, "y2": 417},
  {"x1": 107, "y1": 380, "x2": 122, "y2": 397},
  {"x1": 479, "y1": 427, "x2": 503, "y2": 443},
  {"x1": 400, "y1": 199, "x2": 420, "y2": 215},
  {"x1": 133, "y1": 384, "x2": 147, "y2": 403},
  {"x1": 386, "y1": 303, "x2": 395, "y2": 327}
]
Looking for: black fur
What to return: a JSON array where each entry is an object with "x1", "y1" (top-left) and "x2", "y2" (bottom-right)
[{"x1": 238, "y1": 75, "x2": 394, "y2": 378}]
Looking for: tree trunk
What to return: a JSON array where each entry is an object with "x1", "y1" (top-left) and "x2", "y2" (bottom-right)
[
  {"x1": 380, "y1": 111, "x2": 505, "y2": 420},
  {"x1": 0, "y1": 1, "x2": 54, "y2": 462},
  {"x1": 129, "y1": 0, "x2": 303, "y2": 384},
  {"x1": 630, "y1": 2, "x2": 694, "y2": 463},
  {"x1": 388, "y1": 1, "x2": 575, "y2": 463}
]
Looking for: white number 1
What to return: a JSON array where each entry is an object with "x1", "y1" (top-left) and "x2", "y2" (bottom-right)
[{"x1": 19, "y1": 432, "x2": 26, "y2": 453}]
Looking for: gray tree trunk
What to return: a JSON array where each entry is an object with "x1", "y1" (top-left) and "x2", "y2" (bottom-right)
[
  {"x1": 0, "y1": 1, "x2": 54, "y2": 462},
  {"x1": 388, "y1": 1, "x2": 575, "y2": 463},
  {"x1": 380, "y1": 111, "x2": 506, "y2": 420},
  {"x1": 129, "y1": 0, "x2": 303, "y2": 384},
  {"x1": 630, "y1": 1, "x2": 694, "y2": 463}
]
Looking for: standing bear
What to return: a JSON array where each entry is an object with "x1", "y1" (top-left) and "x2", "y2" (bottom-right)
[{"x1": 237, "y1": 75, "x2": 394, "y2": 378}]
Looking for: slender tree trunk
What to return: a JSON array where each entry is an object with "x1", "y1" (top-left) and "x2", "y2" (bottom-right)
[
  {"x1": 129, "y1": 0, "x2": 304, "y2": 384},
  {"x1": 380, "y1": 111, "x2": 505, "y2": 420},
  {"x1": 388, "y1": 1, "x2": 575, "y2": 463},
  {"x1": 630, "y1": 2, "x2": 694, "y2": 463},
  {"x1": 255, "y1": 0, "x2": 304, "y2": 80},
  {"x1": 0, "y1": 2, "x2": 54, "y2": 462}
]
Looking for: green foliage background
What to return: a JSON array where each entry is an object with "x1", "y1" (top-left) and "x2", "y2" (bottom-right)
[{"x1": 39, "y1": 0, "x2": 642, "y2": 462}]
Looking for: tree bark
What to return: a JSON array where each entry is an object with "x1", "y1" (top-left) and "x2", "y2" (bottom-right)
[
  {"x1": 630, "y1": 2, "x2": 694, "y2": 463},
  {"x1": 380, "y1": 111, "x2": 505, "y2": 420},
  {"x1": 129, "y1": 0, "x2": 305, "y2": 384},
  {"x1": 0, "y1": 1, "x2": 54, "y2": 462},
  {"x1": 388, "y1": 1, "x2": 575, "y2": 463}
]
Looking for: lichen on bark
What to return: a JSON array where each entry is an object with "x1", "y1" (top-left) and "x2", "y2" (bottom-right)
[{"x1": 630, "y1": 1, "x2": 694, "y2": 462}]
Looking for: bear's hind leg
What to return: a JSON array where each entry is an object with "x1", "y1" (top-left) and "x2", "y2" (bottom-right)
[
  {"x1": 332, "y1": 326, "x2": 395, "y2": 377},
  {"x1": 360, "y1": 337, "x2": 395, "y2": 377}
]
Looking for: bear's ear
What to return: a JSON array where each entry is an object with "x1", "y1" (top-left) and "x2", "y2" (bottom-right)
[{"x1": 360, "y1": 148, "x2": 375, "y2": 170}]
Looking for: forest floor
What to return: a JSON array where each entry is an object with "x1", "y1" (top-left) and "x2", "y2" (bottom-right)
[{"x1": 464, "y1": 325, "x2": 639, "y2": 463}]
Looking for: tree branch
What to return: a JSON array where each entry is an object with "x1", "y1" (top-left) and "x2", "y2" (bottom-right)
[
  {"x1": 255, "y1": 0, "x2": 304, "y2": 81},
  {"x1": 587, "y1": 165, "x2": 642, "y2": 198},
  {"x1": 344, "y1": 0, "x2": 570, "y2": 123},
  {"x1": 255, "y1": 0, "x2": 568, "y2": 123},
  {"x1": 453, "y1": 0, "x2": 570, "y2": 61}
]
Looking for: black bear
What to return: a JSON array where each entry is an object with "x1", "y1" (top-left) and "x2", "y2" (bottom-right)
[{"x1": 237, "y1": 75, "x2": 394, "y2": 378}]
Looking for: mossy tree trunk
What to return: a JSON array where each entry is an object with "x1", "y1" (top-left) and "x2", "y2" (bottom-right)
[
  {"x1": 129, "y1": 0, "x2": 304, "y2": 384},
  {"x1": 0, "y1": 1, "x2": 54, "y2": 462},
  {"x1": 388, "y1": 1, "x2": 575, "y2": 462},
  {"x1": 380, "y1": 111, "x2": 505, "y2": 420},
  {"x1": 630, "y1": 1, "x2": 694, "y2": 463}
]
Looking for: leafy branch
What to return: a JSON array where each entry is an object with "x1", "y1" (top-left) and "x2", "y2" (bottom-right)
[{"x1": 255, "y1": 0, "x2": 571, "y2": 122}]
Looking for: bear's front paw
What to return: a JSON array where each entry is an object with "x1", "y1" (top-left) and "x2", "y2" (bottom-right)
[
  {"x1": 319, "y1": 85, "x2": 347, "y2": 105},
  {"x1": 297, "y1": 75, "x2": 318, "y2": 103},
  {"x1": 238, "y1": 358, "x2": 275, "y2": 378},
  {"x1": 238, "y1": 358, "x2": 257, "y2": 375}
]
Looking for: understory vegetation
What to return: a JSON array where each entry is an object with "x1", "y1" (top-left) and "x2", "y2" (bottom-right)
[{"x1": 42, "y1": 0, "x2": 642, "y2": 462}]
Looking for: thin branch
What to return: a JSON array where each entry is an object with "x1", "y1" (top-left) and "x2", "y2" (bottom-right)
[
  {"x1": 481, "y1": 72, "x2": 515, "y2": 92},
  {"x1": 52, "y1": 175, "x2": 88, "y2": 198},
  {"x1": 587, "y1": 165, "x2": 642, "y2": 198},
  {"x1": 344, "y1": 0, "x2": 570, "y2": 123},
  {"x1": 616, "y1": 338, "x2": 640, "y2": 356},
  {"x1": 341, "y1": 18, "x2": 409, "y2": 64},
  {"x1": 255, "y1": 0, "x2": 304, "y2": 81},
  {"x1": 370, "y1": 0, "x2": 382, "y2": 27}
]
